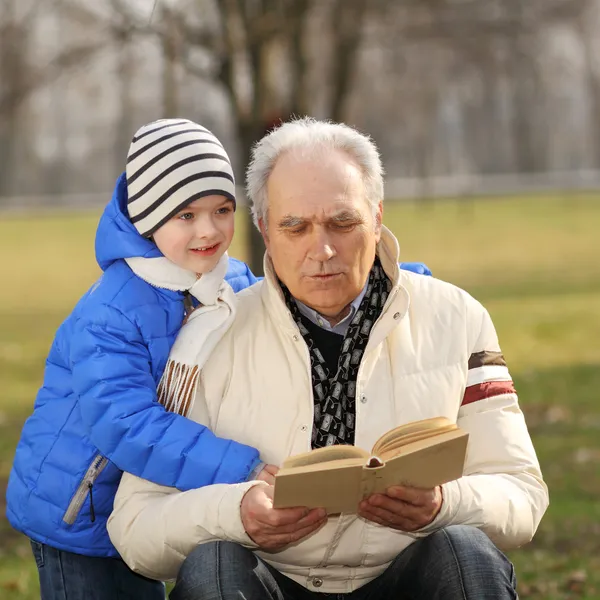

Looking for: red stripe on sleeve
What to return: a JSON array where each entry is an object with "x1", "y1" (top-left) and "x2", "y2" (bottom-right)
[{"x1": 462, "y1": 380, "x2": 516, "y2": 406}]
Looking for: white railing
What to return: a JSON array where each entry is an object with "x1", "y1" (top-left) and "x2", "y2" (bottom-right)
[
  {"x1": 384, "y1": 169, "x2": 600, "y2": 200},
  {"x1": 1, "y1": 169, "x2": 600, "y2": 213}
]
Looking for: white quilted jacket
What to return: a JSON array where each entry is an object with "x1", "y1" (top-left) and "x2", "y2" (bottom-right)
[{"x1": 108, "y1": 227, "x2": 548, "y2": 593}]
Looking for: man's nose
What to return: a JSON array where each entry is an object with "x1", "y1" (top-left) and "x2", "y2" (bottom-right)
[{"x1": 308, "y1": 229, "x2": 335, "y2": 262}]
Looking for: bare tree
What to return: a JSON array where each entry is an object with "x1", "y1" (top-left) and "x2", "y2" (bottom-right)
[
  {"x1": 327, "y1": 0, "x2": 368, "y2": 121},
  {"x1": 576, "y1": 0, "x2": 600, "y2": 167},
  {"x1": 0, "y1": 0, "x2": 32, "y2": 194},
  {"x1": 22, "y1": 0, "x2": 588, "y2": 263},
  {"x1": 0, "y1": 0, "x2": 110, "y2": 196}
]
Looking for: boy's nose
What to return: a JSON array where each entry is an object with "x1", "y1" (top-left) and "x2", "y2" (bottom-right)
[{"x1": 193, "y1": 216, "x2": 219, "y2": 240}]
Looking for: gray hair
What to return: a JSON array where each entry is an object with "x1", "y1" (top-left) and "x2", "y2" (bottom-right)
[{"x1": 246, "y1": 117, "x2": 384, "y2": 229}]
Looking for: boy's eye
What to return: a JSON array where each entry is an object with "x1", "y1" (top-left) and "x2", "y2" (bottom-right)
[
  {"x1": 178, "y1": 212, "x2": 194, "y2": 221},
  {"x1": 216, "y1": 206, "x2": 232, "y2": 215}
]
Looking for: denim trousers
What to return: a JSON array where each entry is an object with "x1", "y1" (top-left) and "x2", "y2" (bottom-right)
[
  {"x1": 30, "y1": 540, "x2": 165, "y2": 600},
  {"x1": 170, "y1": 525, "x2": 518, "y2": 600}
]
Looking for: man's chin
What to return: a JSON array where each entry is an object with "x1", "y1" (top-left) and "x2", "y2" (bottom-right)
[{"x1": 297, "y1": 290, "x2": 349, "y2": 315}]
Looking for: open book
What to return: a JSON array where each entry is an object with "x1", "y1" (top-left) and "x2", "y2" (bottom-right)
[{"x1": 273, "y1": 416, "x2": 469, "y2": 514}]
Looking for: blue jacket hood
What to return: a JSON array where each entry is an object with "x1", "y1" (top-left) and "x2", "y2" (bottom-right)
[{"x1": 95, "y1": 173, "x2": 162, "y2": 271}]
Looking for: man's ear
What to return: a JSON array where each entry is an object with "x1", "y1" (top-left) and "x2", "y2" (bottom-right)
[
  {"x1": 258, "y1": 218, "x2": 270, "y2": 252},
  {"x1": 374, "y1": 201, "x2": 383, "y2": 240}
]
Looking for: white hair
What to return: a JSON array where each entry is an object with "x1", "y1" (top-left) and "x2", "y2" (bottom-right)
[{"x1": 246, "y1": 117, "x2": 384, "y2": 229}]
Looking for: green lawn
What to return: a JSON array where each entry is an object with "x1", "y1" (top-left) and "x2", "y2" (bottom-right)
[{"x1": 1, "y1": 195, "x2": 599, "y2": 599}]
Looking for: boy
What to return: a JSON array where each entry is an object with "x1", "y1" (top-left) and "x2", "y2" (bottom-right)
[{"x1": 6, "y1": 119, "x2": 269, "y2": 598}]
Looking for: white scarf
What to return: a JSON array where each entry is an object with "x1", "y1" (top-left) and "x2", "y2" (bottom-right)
[{"x1": 125, "y1": 253, "x2": 236, "y2": 416}]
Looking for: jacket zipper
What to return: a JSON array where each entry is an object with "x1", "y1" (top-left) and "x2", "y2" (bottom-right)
[{"x1": 62, "y1": 454, "x2": 108, "y2": 525}]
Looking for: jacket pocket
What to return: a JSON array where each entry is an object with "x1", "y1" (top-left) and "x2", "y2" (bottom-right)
[{"x1": 62, "y1": 454, "x2": 108, "y2": 525}]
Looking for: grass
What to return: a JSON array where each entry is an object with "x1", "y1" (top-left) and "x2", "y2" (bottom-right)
[{"x1": 1, "y1": 194, "x2": 599, "y2": 598}]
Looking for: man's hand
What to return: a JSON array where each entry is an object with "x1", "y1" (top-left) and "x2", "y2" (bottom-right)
[
  {"x1": 241, "y1": 485, "x2": 327, "y2": 550},
  {"x1": 358, "y1": 485, "x2": 442, "y2": 532},
  {"x1": 254, "y1": 464, "x2": 279, "y2": 486}
]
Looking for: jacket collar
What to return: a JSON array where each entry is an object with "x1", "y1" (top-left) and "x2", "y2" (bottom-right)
[
  {"x1": 260, "y1": 225, "x2": 410, "y2": 334},
  {"x1": 125, "y1": 253, "x2": 229, "y2": 306}
]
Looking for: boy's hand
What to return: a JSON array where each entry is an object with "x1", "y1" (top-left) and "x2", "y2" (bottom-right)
[
  {"x1": 241, "y1": 485, "x2": 327, "y2": 550},
  {"x1": 254, "y1": 464, "x2": 279, "y2": 485}
]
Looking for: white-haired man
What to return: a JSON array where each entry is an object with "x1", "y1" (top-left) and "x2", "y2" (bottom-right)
[{"x1": 108, "y1": 118, "x2": 548, "y2": 599}]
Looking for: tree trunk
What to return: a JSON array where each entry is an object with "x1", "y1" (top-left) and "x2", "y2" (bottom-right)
[
  {"x1": 161, "y1": 7, "x2": 180, "y2": 118},
  {"x1": 0, "y1": 4, "x2": 27, "y2": 197},
  {"x1": 578, "y1": 8, "x2": 600, "y2": 168},
  {"x1": 329, "y1": 0, "x2": 367, "y2": 122},
  {"x1": 238, "y1": 119, "x2": 266, "y2": 275},
  {"x1": 114, "y1": 40, "x2": 135, "y2": 176},
  {"x1": 287, "y1": 0, "x2": 311, "y2": 117}
]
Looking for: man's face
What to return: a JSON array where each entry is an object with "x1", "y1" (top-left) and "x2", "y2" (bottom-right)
[{"x1": 260, "y1": 150, "x2": 382, "y2": 322}]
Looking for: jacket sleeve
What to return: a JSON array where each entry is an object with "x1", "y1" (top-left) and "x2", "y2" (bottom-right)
[
  {"x1": 70, "y1": 303, "x2": 260, "y2": 490},
  {"x1": 225, "y1": 258, "x2": 259, "y2": 292},
  {"x1": 399, "y1": 261, "x2": 432, "y2": 276},
  {"x1": 416, "y1": 301, "x2": 549, "y2": 549},
  {"x1": 108, "y1": 474, "x2": 265, "y2": 580},
  {"x1": 107, "y1": 375, "x2": 265, "y2": 581}
]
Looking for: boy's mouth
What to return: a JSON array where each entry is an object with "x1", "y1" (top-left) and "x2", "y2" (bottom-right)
[{"x1": 189, "y1": 243, "x2": 221, "y2": 257}]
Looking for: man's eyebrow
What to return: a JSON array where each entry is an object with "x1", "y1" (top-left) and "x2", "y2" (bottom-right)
[
  {"x1": 277, "y1": 210, "x2": 364, "y2": 229},
  {"x1": 277, "y1": 215, "x2": 306, "y2": 229},
  {"x1": 329, "y1": 209, "x2": 363, "y2": 222}
]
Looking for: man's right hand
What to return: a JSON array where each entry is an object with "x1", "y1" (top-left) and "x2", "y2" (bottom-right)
[{"x1": 241, "y1": 485, "x2": 327, "y2": 551}]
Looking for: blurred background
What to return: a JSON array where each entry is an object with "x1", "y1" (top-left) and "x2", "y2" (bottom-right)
[{"x1": 1, "y1": 1, "x2": 599, "y2": 598}]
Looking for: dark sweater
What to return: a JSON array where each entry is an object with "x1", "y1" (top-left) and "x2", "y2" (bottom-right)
[{"x1": 298, "y1": 313, "x2": 344, "y2": 376}]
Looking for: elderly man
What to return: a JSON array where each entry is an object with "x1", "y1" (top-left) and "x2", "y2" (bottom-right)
[{"x1": 108, "y1": 118, "x2": 548, "y2": 599}]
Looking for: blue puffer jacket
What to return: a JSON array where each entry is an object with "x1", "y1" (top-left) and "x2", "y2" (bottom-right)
[{"x1": 6, "y1": 174, "x2": 261, "y2": 557}]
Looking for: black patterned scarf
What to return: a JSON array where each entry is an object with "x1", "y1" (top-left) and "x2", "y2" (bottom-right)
[{"x1": 281, "y1": 258, "x2": 391, "y2": 448}]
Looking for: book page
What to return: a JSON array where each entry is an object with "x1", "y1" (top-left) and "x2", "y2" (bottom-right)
[
  {"x1": 281, "y1": 445, "x2": 369, "y2": 469},
  {"x1": 366, "y1": 429, "x2": 469, "y2": 495},
  {"x1": 372, "y1": 416, "x2": 456, "y2": 457},
  {"x1": 377, "y1": 427, "x2": 457, "y2": 461}
]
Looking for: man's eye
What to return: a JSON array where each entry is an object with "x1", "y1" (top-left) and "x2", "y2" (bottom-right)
[
  {"x1": 332, "y1": 222, "x2": 355, "y2": 230},
  {"x1": 288, "y1": 227, "x2": 306, "y2": 235},
  {"x1": 178, "y1": 212, "x2": 194, "y2": 221}
]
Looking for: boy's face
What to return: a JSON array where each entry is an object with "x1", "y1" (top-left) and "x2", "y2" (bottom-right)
[{"x1": 152, "y1": 195, "x2": 235, "y2": 274}]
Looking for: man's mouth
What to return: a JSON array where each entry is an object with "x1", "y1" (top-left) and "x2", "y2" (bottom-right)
[{"x1": 309, "y1": 273, "x2": 341, "y2": 280}]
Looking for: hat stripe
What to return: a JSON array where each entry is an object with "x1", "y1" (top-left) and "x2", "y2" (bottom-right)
[
  {"x1": 132, "y1": 119, "x2": 201, "y2": 143},
  {"x1": 126, "y1": 138, "x2": 225, "y2": 187},
  {"x1": 133, "y1": 121, "x2": 208, "y2": 150},
  {"x1": 128, "y1": 153, "x2": 231, "y2": 204},
  {"x1": 129, "y1": 172, "x2": 235, "y2": 223},
  {"x1": 135, "y1": 189, "x2": 236, "y2": 237},
  {"x1": 127, "y1": 127, "x2": 214, "y2": 164}
]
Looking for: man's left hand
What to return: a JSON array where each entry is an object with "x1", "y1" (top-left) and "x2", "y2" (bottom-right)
[{"x1": 358, "y1": 485, "x2": 442, "y2": 531}]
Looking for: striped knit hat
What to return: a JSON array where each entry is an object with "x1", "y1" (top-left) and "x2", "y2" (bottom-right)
[{"x1": 125, "y1": 119, "x2": 236, "y2": 238}]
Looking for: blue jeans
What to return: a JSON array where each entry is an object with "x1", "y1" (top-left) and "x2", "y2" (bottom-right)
[
  {"x1": 30, "y1": 540, "x2": 165, "y2": 600},
  {"x1": 170, "y1": 526, "x2": 517, "y2": 600}
]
